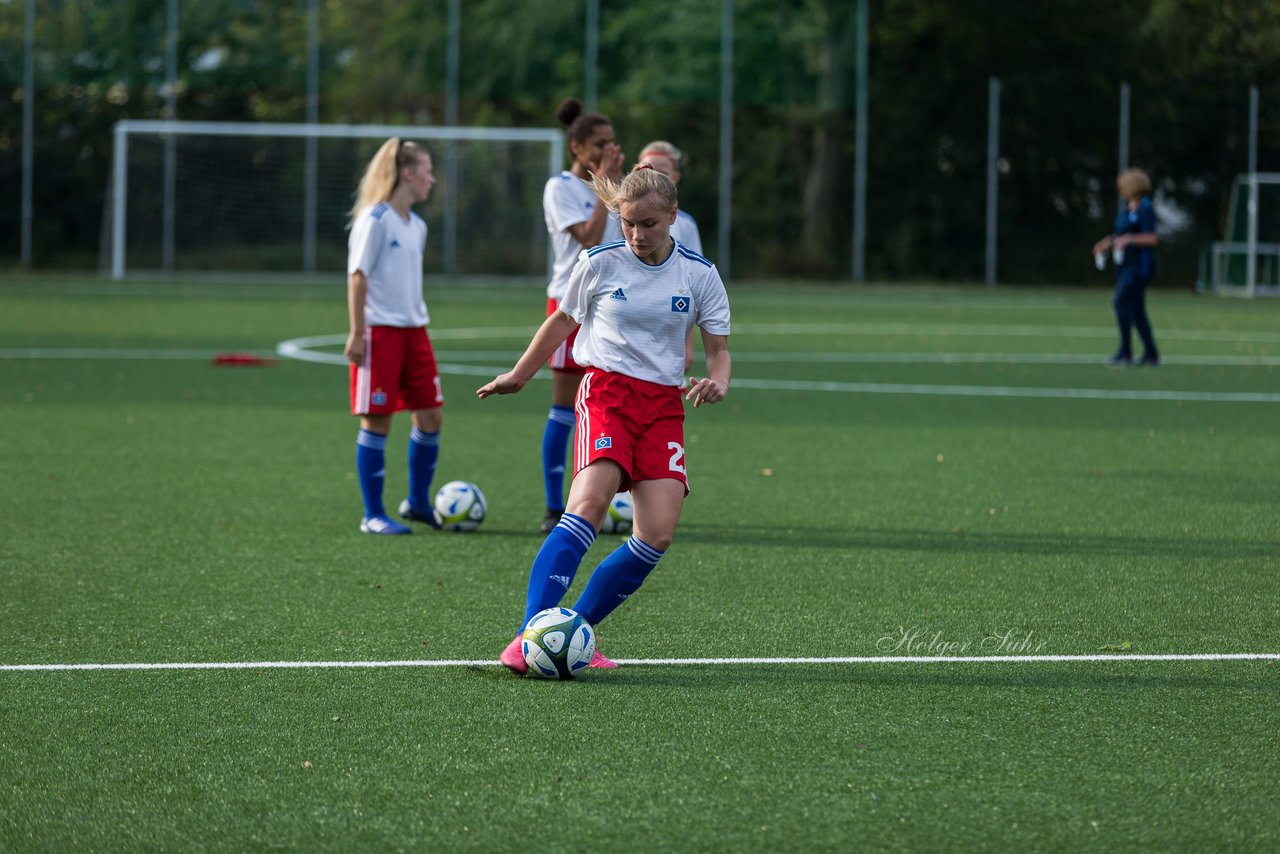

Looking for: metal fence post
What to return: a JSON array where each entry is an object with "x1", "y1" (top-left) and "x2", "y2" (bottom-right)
[
  {"x1": 717, "y1": 0, "x2": 734, "y2": 280},
  {"x1": 851, "y1": 0, "x2": 868, "y2": 283},
  {"x1": 984, "y1": 77, "x2": 1000, "y2": 287}
]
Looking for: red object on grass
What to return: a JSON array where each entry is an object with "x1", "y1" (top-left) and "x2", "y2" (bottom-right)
[{"x1": 213, "y1": 352, "x2": 279, "y2": 366}]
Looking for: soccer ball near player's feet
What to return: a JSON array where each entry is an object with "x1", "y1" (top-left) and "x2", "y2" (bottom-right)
[
  {"x1": 522, "y1": 608, "x2": 597, "y2": 679},
  {"x1": 434, "y1": 481, "x2": 486, "y2": 532},
  {"x1": 600, "y1": 492, "x2": 634, "y2": 535}
]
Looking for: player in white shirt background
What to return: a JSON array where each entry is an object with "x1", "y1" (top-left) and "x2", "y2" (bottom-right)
[
  {"x1": 637, "y1": 140, "x2": 702, "y2": 256},
  {"x1": 638, "y1": 139, "x2": 707, "y2": 371},
  {"x1": 345, "y1": 138, "x2": 445, "y2": 535},
  {"x1": 537, "y1": 97, "x2": 626, "y2": 534},
  {"x1": 478, "y1": 163, "x2": 732, "y2": 674}
]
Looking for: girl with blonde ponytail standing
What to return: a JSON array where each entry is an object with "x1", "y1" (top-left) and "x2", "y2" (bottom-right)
[{"x1": 345, "y1": 138, "x2": 445, "y2": 534}]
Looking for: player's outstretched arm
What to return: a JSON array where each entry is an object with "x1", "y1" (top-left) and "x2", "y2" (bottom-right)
[
  {"x1": 686, "y1": 332, "x2": 730, "y2": 408},
  {"x1": 476, "y1": 310, "x2": 580, "y2": 399}
]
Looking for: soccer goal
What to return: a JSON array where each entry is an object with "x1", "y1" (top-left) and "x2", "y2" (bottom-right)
[
  {"x1": 106, "y1": 120, "x2": 564, "y2": 280},
  {"x1": 1199, "y1": 172, "x2": 1280, "y2": 297}
]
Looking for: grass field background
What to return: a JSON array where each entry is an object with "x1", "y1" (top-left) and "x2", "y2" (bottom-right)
[{"x1": 2, "y1": 275, "x2": 1278, "y2": 851}]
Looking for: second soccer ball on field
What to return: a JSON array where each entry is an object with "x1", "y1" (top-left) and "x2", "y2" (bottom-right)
[
  {"x1": 434, "y1": 480, "x2": 486, "y2": 532},
  {"x1": 600, "y1": 491, "x2": 633, "y2": 535}
]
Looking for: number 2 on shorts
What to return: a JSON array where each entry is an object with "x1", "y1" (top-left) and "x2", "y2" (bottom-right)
[{"x1": 667, "y1": 441, "x2": 686, "y2": 474}]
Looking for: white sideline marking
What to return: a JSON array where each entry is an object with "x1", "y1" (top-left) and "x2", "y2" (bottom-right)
[
  {"x1": 10, "y1": 335, "x2": 1279, "y2": 403},
  {"x1": 10, "y1": 344, "x2": 1278, "y2": 368},
  {"x1": 2, "y1": 653, "x2": 1276, "y2": 672},
  {"x1": 729, "y1": 377, "x2": 1280, "y2": 403},
  {"x1": 735, "y1": 321, "x2": 1280, "y2": 344},
  {"x1": 0, "y1": 348, "x2": 276, "y2": 360}
]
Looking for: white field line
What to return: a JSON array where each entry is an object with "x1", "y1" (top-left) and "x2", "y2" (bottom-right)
[
  {"x1": 2, "y1": 653, "x2": 1277, "y2": 672},
  {"x1": 279, "y1": 347, "x2": 1280, "y2": 367},
  {"x1": 729, "y1": 377, "x2": 1280, "y2": 403},
  {"x1": 734, "y1": 321, "x2": 1280, "y2": 343},
  {"x1": 7, "y1": 345, "x2": 1280, "y2": 370},
  {"x1": 272, "y1": 335, "x2": 1280, "y2": 402},
  {"x1": 8, "y1": 333, "x2": 1279, "y2": 403},
  {"x1": 0, "y1": 348, "x2": 277, "y2": 360}
]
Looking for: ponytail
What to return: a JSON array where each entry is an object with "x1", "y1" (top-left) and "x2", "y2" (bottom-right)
[
  {"x1": 590, "y1": 162, "x2": 678, "y2": 214},
  {"x1": 348, "y1": 138, "x2": 427, "y2": 226}
]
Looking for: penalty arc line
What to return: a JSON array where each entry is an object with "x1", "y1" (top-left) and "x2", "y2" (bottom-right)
[
  {"x1": 273, "y1": 334, "x2": 1280, "y2": 403},
  {"x1": 2, "y1": 653, "x2": 1277, "y2": 672}
]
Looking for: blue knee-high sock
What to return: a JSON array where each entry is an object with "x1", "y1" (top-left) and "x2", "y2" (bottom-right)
[
  {"x1": 573, "y1": 536, "x2": 664, "y2": 627},
  {"x1": 519, "y1": 513, "x2": 595, "y2": 633},
  {"x1": 356, "y1": 429, "x2": 388, "y2": 518},
  {"x1": 407, "y1": 427, "x2": 439, "y2": 511},
  {"x1": 541, "y1": 405, "x2": 576, "y2": 512}
]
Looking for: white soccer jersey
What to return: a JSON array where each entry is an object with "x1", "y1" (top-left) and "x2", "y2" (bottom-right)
[
  {"x1": 543, "y1": 171, "x2": 624, "y2": 300},
  {"x1": 348, "y1": 202, "x2": 430, "y2": 328},
  {"x1": 559, "y1": 240, "x2": 730, "y2": 388},
  {"x1": 672, "y1": 209, "x2": 703, "y2": 256}
]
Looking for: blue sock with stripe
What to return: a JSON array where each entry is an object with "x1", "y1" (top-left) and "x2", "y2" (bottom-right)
[
  {"x1": 520, "y1": 513, "x2": 595, "y2": 633},
  {"x1": 407, "y1": 427, "x2": 439, "y2": 511},
  {"x1": 541, "y1": 405, "x2": 576, "y2": 512},
  {"x1": 356, "y1": 429, "x2": 388, "y2": 518},
  {"x1": 573, "y1": 536, "x2": 664, "y2": 627}
]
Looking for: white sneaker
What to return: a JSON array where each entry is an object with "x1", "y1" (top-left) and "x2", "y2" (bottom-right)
[{"x1": 360, "y1": 515, "x2": 412, "y2": 535}]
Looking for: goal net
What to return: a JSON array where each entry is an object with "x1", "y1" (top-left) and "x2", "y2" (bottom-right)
[
  {"x1": 1199, "y1": 172, "x2": 1280, "y2": 297},
  {"x1": 106, "y1": 121, "x2": 563, "y2": 280}
]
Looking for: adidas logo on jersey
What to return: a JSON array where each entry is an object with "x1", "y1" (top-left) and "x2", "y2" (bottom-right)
[
  {"x1": 389, "y1": 239, "x2": 401, "y2": 248},
  {"x1": 609, "y1": 288, "x2": 627, "y2": 301}
]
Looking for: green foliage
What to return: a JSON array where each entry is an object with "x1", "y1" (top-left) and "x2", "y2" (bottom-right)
[{"x1": 2, "y1": 0, "x2": 1280, "y2": 280}]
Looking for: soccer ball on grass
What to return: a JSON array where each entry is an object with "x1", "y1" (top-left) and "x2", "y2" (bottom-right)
[
  {"x1": 600, "y1": 491, "x2": 633, "y2": 535},
  {"x1": 522, "y1": 607, "x2": 596, "y2": 679},
  {"x1": 434, "y1": 480, "x2": 486, "y2": 532}
]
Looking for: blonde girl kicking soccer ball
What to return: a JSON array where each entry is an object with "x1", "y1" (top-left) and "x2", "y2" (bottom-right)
[{"x1": 477, "y1": 163, "x2": 731, "y2": 673}]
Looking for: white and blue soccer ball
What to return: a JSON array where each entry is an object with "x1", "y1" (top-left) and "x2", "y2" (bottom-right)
[
  {"x1": 522, "y1": 607, "x2": 596, "y2": 680},
  {"x1": 433, "y1": 480, "x2": 486, "y2": 532},
  {"x1": 600, "y1": 491, "x2": 633, "y2": 535}
]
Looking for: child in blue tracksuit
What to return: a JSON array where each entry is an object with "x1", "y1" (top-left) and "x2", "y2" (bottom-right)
[{"x1": 1093, "y1": 168, "x2": 1160, "y2": 367}]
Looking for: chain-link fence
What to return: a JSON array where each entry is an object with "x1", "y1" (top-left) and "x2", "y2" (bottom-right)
[{"x1": 2, "y1": 0, "x2": 1277, "y2": 286}]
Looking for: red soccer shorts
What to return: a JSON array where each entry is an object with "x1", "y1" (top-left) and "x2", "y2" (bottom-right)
[
  {"x1": 547, "y1": 297, "x2": 585, "y2": 373},
  {"x1": 573, "y1": 368, "x2": 689, "y2": 493},
  {"x1": 350, "y1": 326, "x2": 443, "y2": 416}
]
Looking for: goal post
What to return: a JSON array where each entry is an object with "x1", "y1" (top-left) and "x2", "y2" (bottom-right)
[
  {"x1": 108, "y1": 120, "x2": 564, "y2": 281},
  {"x1": 1199, "y1": 172, "x2": 1280, "y2": 297}
]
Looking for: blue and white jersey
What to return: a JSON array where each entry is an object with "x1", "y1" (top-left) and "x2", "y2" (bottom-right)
[
  {"x1": 348, "y1": 202, "x2": 429, "y2": 328},
  {"x1": 671, "y1": 209, "x2": 703, "y2": 257},
  {"x1": 559, "y1": 240, "x2": 730, "y2": 388},
  {"x1": 543, "y1": 171, "x2": 624, "y2": 300},
  {"x1": 1113, "y1": 196, "x2": 1157, "y2": 278}
]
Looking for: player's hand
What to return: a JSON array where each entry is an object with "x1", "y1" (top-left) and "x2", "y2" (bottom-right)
[
  {"x1": 593, "y1": 143, "x2": 624, "y2": 180},
  {"x1": 344, "y1": 331, "x2": 365, "y2": 365},
  {"x1": 476, "y1": 371, "x2": 525, "y2": 399},
  {"x1": 685, "y1": 377, "x2": 727, "y2": 408}
]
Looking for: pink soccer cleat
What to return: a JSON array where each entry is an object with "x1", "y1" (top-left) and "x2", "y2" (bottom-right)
[
  {"x1": 500, "y1": 634, "x2": 527, "y2": 675},
  {"x1": 589, "y1": 646, "x2": 618, "y2": 669}
]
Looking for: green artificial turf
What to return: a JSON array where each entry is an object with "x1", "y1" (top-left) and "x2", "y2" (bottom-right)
[{"x1": 1, "y1": 277, "x2": 1277, "y2": 851}]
